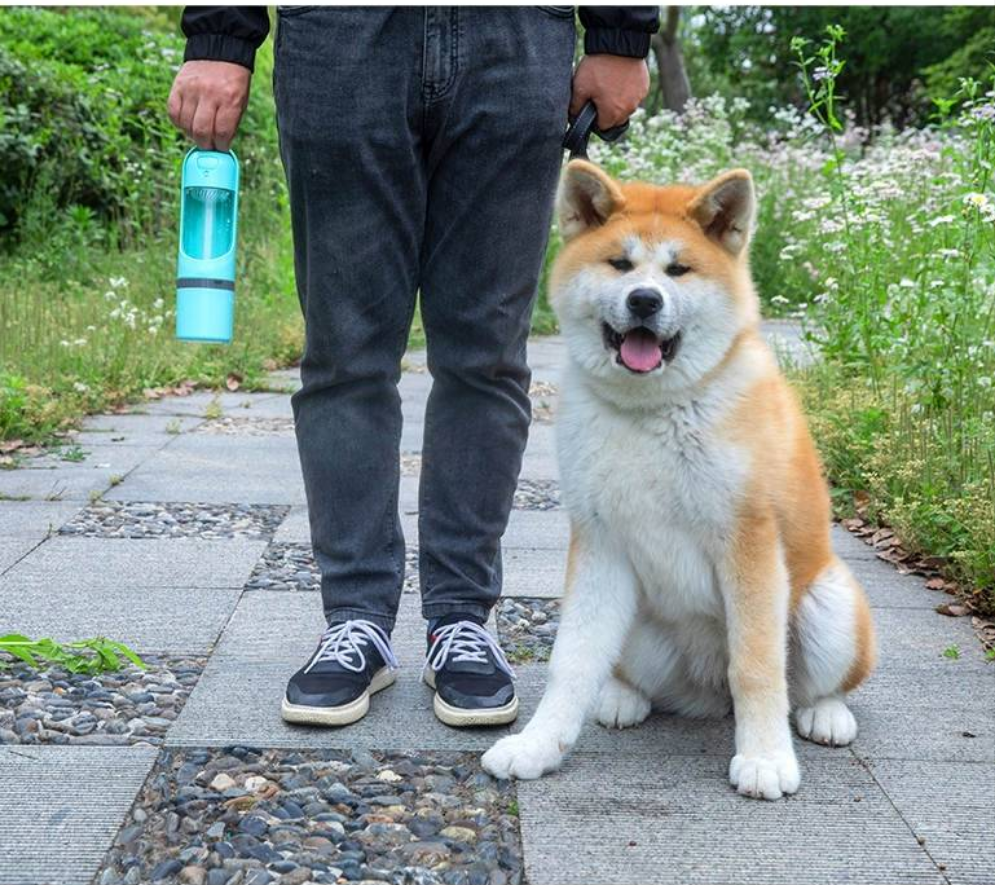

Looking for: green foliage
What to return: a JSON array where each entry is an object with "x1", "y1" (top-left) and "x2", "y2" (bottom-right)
[
  {"x1": 0, "y1": 633, "x2": 146, "y2": 674},
  {"x1": 0, "y1": 7, "x2": 280, "y2": 247},
  {"x1": 686, "y1": 6, "x2": 995, "y2": 128},
  {"x1": 0, "y1": 8, "x2": 302, "y2": 441}
]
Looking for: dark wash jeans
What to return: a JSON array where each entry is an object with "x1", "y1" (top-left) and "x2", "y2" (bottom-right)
[{"x1": 273, "y1": 7, "x2": 575, "y2": 632}]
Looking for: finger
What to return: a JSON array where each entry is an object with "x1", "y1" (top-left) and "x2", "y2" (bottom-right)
[
  {"x1": 213, "y1": 102, "x2": 242, "y2": 153},
  {"x1": 568, "y1": 85, "x2": 588, "y2": 119},
  {"x1": 190, "y1": 98, "x2": 218, "y2": 151},
  {"x1": 178, "y1": 92, "x2": 198, "y2": 143},
  {"x1": 167, "y1": 84, "x2": 183, "y2": 129},
  {"x1": 596, "y1": 104, "x2": 625, "y2": 130}
]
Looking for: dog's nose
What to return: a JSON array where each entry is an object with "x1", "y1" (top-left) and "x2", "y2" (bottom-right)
[{"x1": 626, "y1": 288, "x2": 663, "y2": 319}]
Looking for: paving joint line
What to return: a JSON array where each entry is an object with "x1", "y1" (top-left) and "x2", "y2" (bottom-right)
[{"x1": 850, "y1": 749, "x2": 953, "y2": 885}]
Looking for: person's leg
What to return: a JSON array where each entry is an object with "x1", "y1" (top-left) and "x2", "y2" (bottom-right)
[
  {"x1": 417, "y1": 8, "x2": 576, "y2": 622},
  {"x1": 274, "y1": 7, "x2": 426, "y2": 634}
]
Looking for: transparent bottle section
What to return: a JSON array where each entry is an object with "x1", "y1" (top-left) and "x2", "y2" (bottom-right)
[{"x1": 181, "y1": 187, "x2": 234, "y2": 260}]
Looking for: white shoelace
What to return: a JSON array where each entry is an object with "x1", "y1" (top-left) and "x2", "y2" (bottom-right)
[
  {"x1": 424, "y1": 620, "x2": 515, "y2": 680},
  {"x1": 304, "y1": 620, "x2": 399, "y2": 675}
]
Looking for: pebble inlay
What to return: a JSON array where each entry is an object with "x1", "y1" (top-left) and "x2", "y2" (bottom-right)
[
  {"x1": 60, "y1": 502, "x2": 290, "y2": 541},
  {"x1": 245, "y1": 543, "x2": 419, "y2": 594},
  {"x1": 497, "y1": 598, "x2": 560, "y2": 663},
  {"x1": 96, "y1": 748, "x2": 524, "y2": 885},
  {"x1": 0, "y1": 656, "x2": 205, "y2": 746}
]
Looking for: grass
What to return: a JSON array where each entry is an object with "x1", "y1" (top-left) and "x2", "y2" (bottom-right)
[{"x1": 0, "y1": 10, "x2": 303, "y2": 446}]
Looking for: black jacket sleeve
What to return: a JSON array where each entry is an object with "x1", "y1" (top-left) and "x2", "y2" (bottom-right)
[
  {"x1": 181, "y1": 7, "x2": 270, "y2": 72},
  {"x1": 578, "y1": 7, "x2": 659, "y2": 58}
]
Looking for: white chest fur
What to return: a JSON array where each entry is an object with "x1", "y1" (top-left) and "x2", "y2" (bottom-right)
[{"x1": 556, "y1": 366, "x2": 750, "y2": 621}]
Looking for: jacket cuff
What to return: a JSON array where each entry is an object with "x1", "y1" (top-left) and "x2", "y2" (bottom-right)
[
  {"x1": 184, "y1": 33, "x2": 257, "y2": 72},
  {"x1": 584, "y1": 27, "x2": 652, "y2": 59}
]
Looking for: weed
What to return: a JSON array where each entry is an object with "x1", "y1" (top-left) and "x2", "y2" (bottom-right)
[
  {"x1": 943, "y1": 644, "x2": 961, "y2": 660},
  {"x1": 0, "y1": 633, "x2": 146, "y2": 674}
]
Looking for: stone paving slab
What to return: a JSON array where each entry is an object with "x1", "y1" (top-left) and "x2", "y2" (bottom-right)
[
  {"x1": 865, "y1": 759, "x2": 995, "y2": 885},
  {"x1": 0, "y1": 465, "x2": 121, "y2": 502},
  {"x1": 515, "y1": 752, "x2": 943, "y2": 885},
  {"x1": 0, "y1": 535, "x2": 38, "y2": 573},
  {"x1": 141, "y1": 390, "x2": 285, "y2": 418},
  {"x1": 105, "y1": 446, "x2": 307, "y2": 505},
  {"x1": 70, "y1": 412, "x2": 204, "y2": 446},
  {"x1": 4, "y1": 536, "x2": 266, "y2": 589},
  {"x1": 20, "y1": 448, "x2": 162, "y2": 485},
  {"x1": 502, "y1": 548, "x2": 566, "y2": 597},
  {"x1": 0, "y1": 745, "x2": 158, "y2": 885},
  {"x1": 0, "y1": 581, "x2": 244, "y2": 655},
  {"x1": 0, "y1": 500, "x2": 83, "y2": 539}
]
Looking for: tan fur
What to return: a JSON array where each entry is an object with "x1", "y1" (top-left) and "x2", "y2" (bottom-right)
[{"x1": 560, "y1": 162, "x2": 873, "y2": 692}]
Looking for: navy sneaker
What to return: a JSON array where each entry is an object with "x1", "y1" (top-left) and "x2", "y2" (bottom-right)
[
  {"x1": 282, "y1": 620, "x2": 398, "y2": 727},
  {"x1": 423, "y1": 616, "x2": 518, "y2": 726}
]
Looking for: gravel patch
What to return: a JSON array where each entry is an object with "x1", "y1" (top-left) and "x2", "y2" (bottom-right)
[
  {"x1": 529, "y1": 381, "x2": 557, "y2": 425},
  {"x1": 59, "y1": 502, "x2": 290, "y2": 541},
  {"x1": 0, "y1": 656, "x2": 204, "y2": 746},
  {"x1": 245, "y1": 543, "x2": 419, "y2": 594},
  {"x1": 97, "y1": 747, "x2": 523, "y2": 885},
  {"x1": 496, "y1": 598, "x2": 560, "y2": 664},
  {"x1": 512, "y1": 479, "x2": 560, "y2": 511}
]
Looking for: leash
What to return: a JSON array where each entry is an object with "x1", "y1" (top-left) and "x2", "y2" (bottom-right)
[{"x1": 562, "y1": 100, "x2": 629, "y2": 159}]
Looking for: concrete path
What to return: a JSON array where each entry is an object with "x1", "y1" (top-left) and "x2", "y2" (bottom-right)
[{"x1": 1, "y1": 329, "x2": 991, "y2": 885}]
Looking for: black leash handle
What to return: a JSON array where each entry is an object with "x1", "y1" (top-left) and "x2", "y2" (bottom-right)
[{"x1": 562, "y1": 100, "x2": 629, "y2": 159}]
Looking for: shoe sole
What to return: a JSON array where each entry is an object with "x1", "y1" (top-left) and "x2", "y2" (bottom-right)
[
  {"x1": 281, "y1": 666, "x2": 395, "y2": 727},
  {"x1": 423, "y1": 669, "x2": 519, "y2": 727}
]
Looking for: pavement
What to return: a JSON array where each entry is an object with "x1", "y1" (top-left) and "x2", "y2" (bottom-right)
[{"x1": 1, "y1": 326, "x2": 992, "y2": 885}]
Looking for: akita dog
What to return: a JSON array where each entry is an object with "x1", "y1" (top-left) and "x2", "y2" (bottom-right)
[{"x1": 483, "y1": 161, "x2": 876, "y2": 800}]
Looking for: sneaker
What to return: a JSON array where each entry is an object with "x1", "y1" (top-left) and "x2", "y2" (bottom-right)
[
  {"x1": 423, "y1": 617, "x2": 518, "y2": 727},
  {"x1": 282, "y1": 619, "x2": 398, "y2": 727}
]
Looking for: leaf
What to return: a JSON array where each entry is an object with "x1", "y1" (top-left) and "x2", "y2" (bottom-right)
[
  {"x1": 106, "y1": 641, "x2": 146, "y2": 669},
  {"x1": 925, "y1": 578, "x2": 946, "y2": 591},
  {"x1": 935, "y1": 603, "x2": 969, "y2": 617},
  {"x1": 225, "y1": 373, "x2": 242, "y2": 392}
]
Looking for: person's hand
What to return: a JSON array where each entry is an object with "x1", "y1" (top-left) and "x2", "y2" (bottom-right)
[
  {"x1": 168, "y1": 60, "x2": 251, "y2": 152},
  {"x1": 569, "y1": 55, "x2": 650, "y2": 130}
]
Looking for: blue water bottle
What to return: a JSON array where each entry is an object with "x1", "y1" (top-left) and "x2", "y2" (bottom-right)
[{"x1": 175, "y1": 149, "x2": 240, "y2": 343}]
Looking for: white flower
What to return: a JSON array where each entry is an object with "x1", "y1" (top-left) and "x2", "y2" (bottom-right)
[
  {"x1": 927, "y1": 215, "x2": 955, "y2": 227},
  {"x1": 73, "y1": 382, "x2": 89, "y2": 393},
  {"x1": 109, "y1": 276, "x2": 128, "y2": 289}
]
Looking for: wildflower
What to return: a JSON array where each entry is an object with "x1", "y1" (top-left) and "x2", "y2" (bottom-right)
[
  {"x1": 927, "y1": 215, "x2": 955, "y2": 227},
  {"x1": 73, "y1": 382, "x2": 89, "y2": 393},
  {"x1": 109, "y1": 276, "x2": 128, "y2": 289},
  {"x1": 963, "y1": 192, "x2": 990, "y2": 209}
]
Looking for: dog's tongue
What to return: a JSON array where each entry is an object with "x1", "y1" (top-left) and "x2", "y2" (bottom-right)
[{"x1": 619, "y1": 328, "x2": 662, "y2": 372}]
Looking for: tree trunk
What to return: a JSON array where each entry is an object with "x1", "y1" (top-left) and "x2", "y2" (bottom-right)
[{"x1": 652, "y1": 6, "x2": 691, "y2": 113}]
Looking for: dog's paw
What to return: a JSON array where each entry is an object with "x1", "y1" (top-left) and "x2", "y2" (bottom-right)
[
  {"x1": 795, "y1": 697, "x2": 857, "y2": 746},
  {"x1": 729, "y1": 751, "x2": 800, "y2": 800},
  {"x1": 597, "y1": 676, "x2": 651, "y2": 729},
  {"x1": 482, "y1": 732, "x2": 564, "y2": 780}
]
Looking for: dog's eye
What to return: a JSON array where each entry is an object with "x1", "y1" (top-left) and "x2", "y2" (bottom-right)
[
  {"x1": 608, "y1": 257, "x2": 634, "y2": 273},
  {"x1": 666, "y1": 263, "x2": 691, "y2": 277}
]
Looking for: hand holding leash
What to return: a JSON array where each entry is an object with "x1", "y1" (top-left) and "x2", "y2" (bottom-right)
[{"x1": 563, "y1": 100, "x2": 629, "y2": 160}]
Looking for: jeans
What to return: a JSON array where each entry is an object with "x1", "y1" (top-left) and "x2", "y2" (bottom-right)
[{"x1": 274, "y1": 7, "x2": 575, "y2": 632}]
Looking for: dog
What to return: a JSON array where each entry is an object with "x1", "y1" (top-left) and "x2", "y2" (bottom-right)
[{"x1": 482, "y1": 160, "x2": 876, "y2": 800}]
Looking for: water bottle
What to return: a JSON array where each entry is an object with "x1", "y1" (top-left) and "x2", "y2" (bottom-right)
[{"x1": 175, "y1": 148, "x2": 240, "y2": 343}]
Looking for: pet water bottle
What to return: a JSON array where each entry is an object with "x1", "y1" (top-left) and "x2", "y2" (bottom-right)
[{"x1": 175, "y1": 148, "x2": 239, "y2": 342}]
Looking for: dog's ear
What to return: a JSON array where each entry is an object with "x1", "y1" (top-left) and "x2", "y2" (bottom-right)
[
  {"x1": 688, "y1": 169, "x2": 755, "y2": 255},
  {"x1": 557, "y1": 160, "x2": 625, "y2": 241}
]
